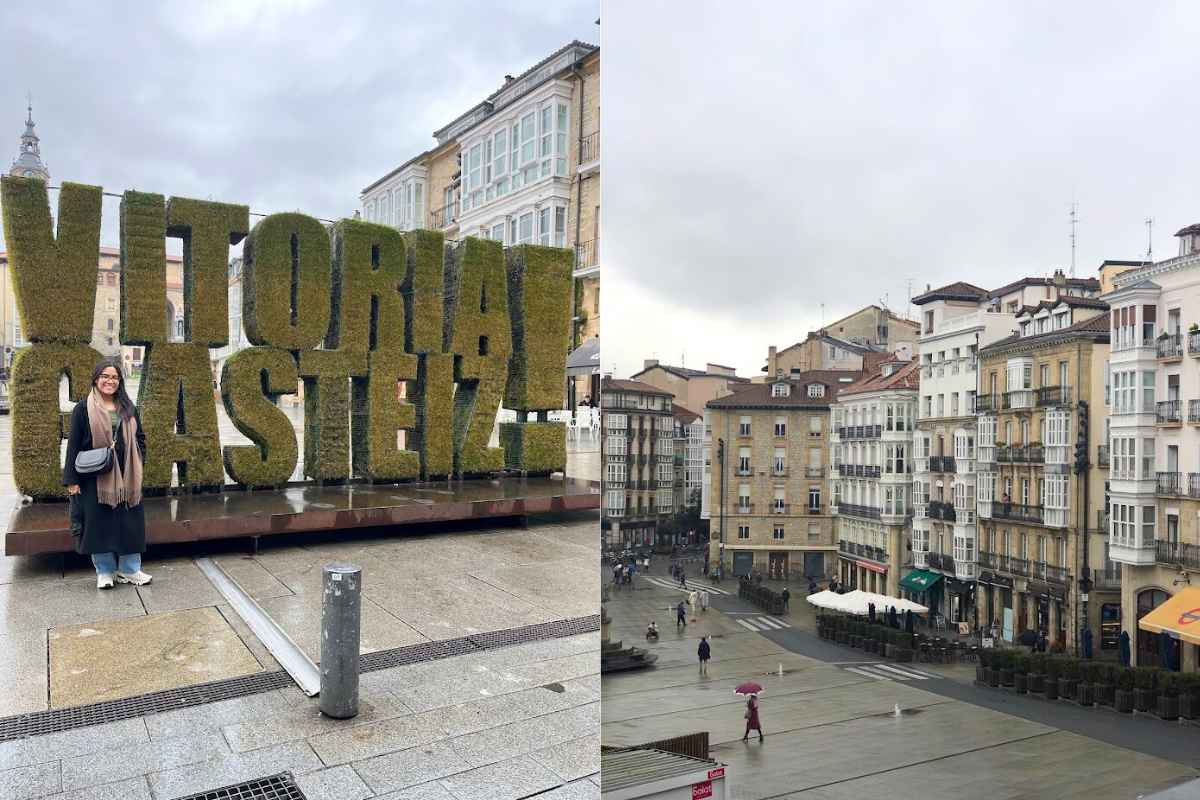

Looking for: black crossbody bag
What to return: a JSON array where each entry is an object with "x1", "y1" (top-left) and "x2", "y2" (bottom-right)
[{"x1": 74, "y1": 445, "x2": 114, "y2": 475}]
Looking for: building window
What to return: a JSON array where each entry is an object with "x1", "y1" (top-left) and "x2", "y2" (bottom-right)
[
  {"x1": 738, "y1": 525, "x2": 750, "y2": 540},
  {"x1": 807, "y1": 384, "x2": 825, "y2": 398},
  {"x1": 771, "y1": 382, "x2": 789, "y2": 397},
  {"x1": 774, "y1": 416, "x2": 787, "y2": 436},
  {"x1": 773, "y1": 525, "x2": 785, "y2": 541},
  {"x1": 738, "y1": 447, "x2": 751, "y2": 475},
  {"x1": 809, "y1": 416, "x2": 822, "y2": 435},
  {"x1": 739, "y1": 416, "x2": 752, "y2": 436},
  {"x1": 808, "y1": 487, "x2": 820, "y2": 511},
  {"x1": 773, "y1": 448, "x2": 786, "y2": 475}
]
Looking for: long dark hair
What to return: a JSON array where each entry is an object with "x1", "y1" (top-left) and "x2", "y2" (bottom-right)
[{"x1": 92, "y1": 360, "x2": 136, "y2": 420}]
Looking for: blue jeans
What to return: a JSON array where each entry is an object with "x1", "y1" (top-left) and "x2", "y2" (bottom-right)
[{"x1": 92, "y1": 552, "x2": 141, "y2": 576}]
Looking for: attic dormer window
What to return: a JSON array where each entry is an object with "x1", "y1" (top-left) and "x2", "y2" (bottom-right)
[
  {"x1": 1054, "y1": 311, "x2": 1069, "y2": 330},
  {"x1": 807, "y1": 384, "x2": 825, "y2": 398},
  {"x1": 772, "y1": 382, "x2": 790, "y2": 398},
  {"x1": 1020, "y1": 321, "x2": 1032, "y2": 337}
]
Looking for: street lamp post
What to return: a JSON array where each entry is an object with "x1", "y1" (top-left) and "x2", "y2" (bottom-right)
[{"x1": 717, "y1": 437, "x2": 726, "y2": 579}]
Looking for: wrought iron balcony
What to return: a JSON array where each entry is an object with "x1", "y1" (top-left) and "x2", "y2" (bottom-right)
[
  {"x1": 928, "y1": 500, "x2": 957, "y2": 522},
  {"x1": 1156, "y1": 540, "x2": 1200, "y2": 570},
  {"x1": 1035, "y1": 386, "x2": 1072, "y2": 407},
  {"x1": 1157, "y1": 400, "x2": 1182, "y2": 424},
  {"x1": 979, "y1": 552, "x2": 1031, "y2": 577},
  {"x1": 579, "y1": 129, "x2": 600, "y2": 164},
  {"x1": 976, "y1": 394, "x2": 999, "y2": 413},
  {"x1": 1190, "y1": 330, "x2": 1200, "y2": 356},
  {"x1": 1093, "y1": 567, "x2": 1122, "y2": 589},
  {"x1": 839, "y1": 424, "x2": 881, "y2": 440},
  {"x1": 837, "y1": 503, "x2": 882, "y2": 521},
  {"x1": 1097, "y1": 445, "x2": 1109, "y2": 467},
  {"x1": 1156, "y1": 471, "x2": 1183, "y2": 496},
  {"x1": 927, "y1": 551, "x2": 956, "y2": 573},
  {"x1": 929, "y1": 456, "x2": 957, "y2": 473},
  {"x1": 997, "y1": 445, "x2": 1042, "y2": 463},
  {"x1": 1157, "y1": 333, "x2": 1183, "y2": 360},
  {"x1": 1190, "y1": 400, "x2": 1200, "y2": 424},
  {"x1": 575, "y1": 239, "x2": 599, "y2": 273},
  {"x1": 992, "y1": 502, "x2": 1044, "y2": 525},
  {"x1": 1031, "y1": 561, "x2": 1069, "y2": 584},
  {"x1": 839, "y1": 539, "x2": 889, "y2": 563},
  {"x1": 807, "y1": 505, "x2": 823, "y2": 515},
  {"x1": 735, "y1": 503, "x2": 754, "y2": 514},
  {"x1": 1191, "y1": 473, "x2": 1200, "y2": 499},
  {"x1": 431, "y1": 202, "x2": 458, "y2": 229},
  {"x1": 772, "y1": 503, "x2": 790, "y2": 515},
  {"x1": 806, "y1": 467, "x2": 825, "y2": 479}
]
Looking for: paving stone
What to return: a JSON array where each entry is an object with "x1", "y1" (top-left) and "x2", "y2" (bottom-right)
[
  {"x1": 537, "y1": 779, "x2": 600, "y2": 800},
  {"x1": 469, "y1": 561, "x2": 599, "y2": 619},
  {"x1": 530, "y1": 734, "x2": 601, "y2": 783},
  {"x1": 223, "y1": 689, "x2": 411, "y2": 752},
  {"x1": 308, "y1": 711, "x2": 443, "y2": 765},
  {"x1": 435, "y1": 683, "x2": 594, "y2": 738},
  {"x1": 59, "y1": 729, "x2": 229, "y2": 790},
  {"x1": 145, "y1": 740, "x2": 323, "y2": 798},
  {"x1": 0, "y1": 718, "x2": 148, "y2": 772},
  {"x1": 212, "y1": 555, "x2": 295, "y2": 600},
  {"x1": 437, "y1": 755, "x2": 561, "y2": 800},
  {"x1": 353, "y1": 740, "x2": 471, "y2": 794},
  {"x1": 0, "y1": 576, "x2": 146, "y2": 635},
  {"x1": 449, "y1": 705, "x2": 597, "y2": 769},
  {"x1": 143, "y1": 691, "x2": 293, "y2": 741},
  {"x1": 505, "y1": 652, "x2": 599, "y2": 687},
  {"x1": 373, "y1": 781, "x2": 457, "y2": 800},
  {"x1": 0, "y1": 553, "x2": 62, "y2": 586},
  {"x1": 365, "y1": 574, "x2": 558, "y2": 641},
  {"x1": 0, "y1": 761, "x2": 61, "y2": 800},
  {"x1": 129, "y1": 559, "x2": 224, "y2": 615},
  {"x1": 40, "y1": 776, "x2": 152, "y2": 800},
  {"x1": 0, "y1": 629, "x2": 50, "y2": 716},
  {"x1": 293, "y1": 764, "x2": 373, "y2": 800},
  {"x1": 254, "y1": 591, "x2": 426, "y2": 662}
]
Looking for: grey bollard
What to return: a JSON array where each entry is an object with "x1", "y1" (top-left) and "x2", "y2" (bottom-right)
[{"x1": 319, "y1": 563, "x2": 362, "y2": 718}]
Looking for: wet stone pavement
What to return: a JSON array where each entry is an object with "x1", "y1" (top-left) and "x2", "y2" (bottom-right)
[{"x1": 602, "y1": 568, "x2": 1200, "y2": 800}]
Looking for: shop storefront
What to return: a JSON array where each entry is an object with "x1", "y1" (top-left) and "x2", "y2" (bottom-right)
[{"x1": 899, "y1": 569, "x2": 941, "y2": 615}]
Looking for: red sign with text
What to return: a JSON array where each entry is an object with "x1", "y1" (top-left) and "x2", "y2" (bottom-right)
[
  {"x1": 708, "y1": 768, "x2": 725, "y2": 780},
  {"x1": 692, "y1": 781, "x2": 713, "y2": 799}
]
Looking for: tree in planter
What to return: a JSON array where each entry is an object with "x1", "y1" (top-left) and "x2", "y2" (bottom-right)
[
  {"x1": 1132, "y1": 667, "x2": 1159, "y2": 712},
  {"x1": 1092, "y1": 663, "x2": 1115, "y2": 706},
  {"x1": 1157, "y1": 672, "x2": 1180, "y2": 720},
  {"x1": 1027, "y1": 653, "x2": 1046, "y2": 693},
  {"x1": 976, "y1": 647, "x2": 992, "y2": 684},
  {"x1": 1179, "y1": 673, "x2": 1200, "y2": 720},
  {"x1": 1013, "y1": 653, "x2": 1030, "y2": 693},
  {"x1": 1043, "y1": 656, "x2": 1061, "y2": 699},
  {"x1": 1057, "y1": 656, "x2": 1080, "y2": 701},
  {"x1": 1114, "y1": 667, "x2": 1136, "y2": 713},
  {"x1": 994, "y1": 650, "x2": 1014, "y2": 687}
]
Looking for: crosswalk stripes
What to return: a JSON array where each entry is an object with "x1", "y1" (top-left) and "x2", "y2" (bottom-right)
[
  {"x1": 734, "y1": 616, "x2": 792, "y2": 633},
  {"x1": 639, "y1": 575, "x2": 733, "y2": 596},
  {"x1": 839, "y1": 662, "x2": 940, "y2": 682}
]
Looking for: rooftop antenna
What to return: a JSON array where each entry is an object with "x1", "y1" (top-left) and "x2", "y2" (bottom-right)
[
  {"x1": 820, "y1": 303, "x2": 825, "y2": 329},
  {"x1": 1145, "y1": 217, "x2": 1154, "y2": 263},
  {"x1": 1069, "y1": 201, "x2": 1079, "y2": 278},
  {"x1": 906, "y1": 279, "x2": 913, "y2": 320}
]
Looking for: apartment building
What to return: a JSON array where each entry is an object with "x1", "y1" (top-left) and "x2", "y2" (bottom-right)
[
  {"x1": 986, "y1": 272, "x2": 1102, "y2": 314},
  {"x1": 975, "y1": 300, "x2": 1112, "y2": 651},
  {"x1": 909, "y1": 282, "x2": 1017, "y2": 625},
  {"x1": 706, "y1": 371, "x2": 858, "y2": 580},
  {"x1": 1104, "y1": 226, "x2": 1200, "y2": 673},
  {"x1": 672, "y1": 405, "x2": 704, "y2": 514},
  {"x1": 601, "y1": 377, "x2": 674, "y2": 551},
  {"x1": 630, "y1": 360, "x2": 747, "y2": 413},
  {"x1": 358, "y1": 41, "x2": 600, "y2": 405},
  {"x1": 767, "y1": 306, "x2": 920, "y2": 377},
  {"x1": 830, "y1": 358, "x2": 920, "y2": 597}
]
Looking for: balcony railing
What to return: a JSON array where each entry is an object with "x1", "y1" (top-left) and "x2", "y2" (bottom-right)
[
  {"x1": 997, "y1": 445, "x2": 1043, "y2": 464},
  {"x1": 1190, "y1": 330, "x2": 1200, "y2": 356},
  {"x1": 1097, "y1": 445, "x2": 1109, "y2": 467},
  {"x1": 1157, "y1": 400, "x2": 1182, "y2": 424},
  {"x1": 1156, "y1": 540, "x2": 1200, "y2": 570},
  {"x1": 1191, "y1": 473, "x2": 1200, "y2": 498},
  {"x1": 1035, "y1": 386, "x2": 1072, "y2": 407},
  {"x1": 575, "y1": 239, "x2": 599, "y2": 272},
  {"x1": 1156, "y1": 471, "x2": 1183, "y2": 496},
  {"x1": 838, "y1": 425, "x2": 882, "y2": 440},
  {"x1": 807, "y1": 505, "x2": 823, "y2": 515},
  {"x1": 1093, "y1": 567, "x2": 1122, "y2": 589},
  {"x1": 928, "y1": 500, "x2": 957, "y2": 522},
  {"x1": 992, "y1": 502, "x2": 1044, "y2": 525},
  {"x1": 929, "y1": 456, "x2": 956, "y2": 473},
  {"x1": 579, "y1": 130, "x2": 600, "y2": 164},
  {"x1": 927, "y1": 551, "x2": 956, "y2": 573},
  {"x1": 838, "y1": 503, "x2": 882, "y2": 520},
  {"x1": 979, "y1": 552, "x2": 1030, "y2": 577},
  {"x1": 839, "y1": 539, "x2": 889, "y2": 563},
  {"x1": 1190, "y1": 400, "x2": 1200, "y2": 424},
  {"x1": 1098, "y1": 509, "x2": 1110, "y2": 532},
  {"x1": 976, "y1": 394, "x2": 999, "y2": 413},
  {"x1": 431, "y1": 202, "x2": 458, "y2": 229},
  {"x1": 806, "y1": 467, "x2": 825, "y2": 479},
  {"x1": 772, "y1": 503, "x2": 790, "y2": 515},
  {"x1": 1157, "y1": 333, "x2": 1183, "y2": 360},
  {"x1": 1031, "y1": 561, "x2": 1069, "y2": 584}
]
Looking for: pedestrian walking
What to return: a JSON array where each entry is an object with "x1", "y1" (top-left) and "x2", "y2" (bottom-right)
[
  {"x1": 781, "y1": 587, "x2": 790, "y2": 611},
  {"x1": 699, "y1": 590, "x2": 709, "y2": 613},
  {"x1": 698, "y1": 636, "x2": 711, "y2": 675},
  {"x1": 1118, "y1": 629, "x2": 1131, "y2": 667},
  {"x1": 679, "y1": 569, "x2": 687, "y2": 589},
  {"x1": 742, "y1": 694, "x2": 763, "y2": 742},
  {"x1": 676, "y1": 600, "x2": 687, "y2": 628},
  {"x1": 63, "y1": 360, "x2": 152, "y2": 590},
  {"x1": 1081, "y1": 626, "x2": 1094, "y2": 659}
]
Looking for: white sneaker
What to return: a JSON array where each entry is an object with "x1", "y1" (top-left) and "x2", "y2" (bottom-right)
[
  {"x1": 115, "y1": 570, "x2": 152, "y2": 586},
  {"x1": 97, "y1": 573, "x2": 114, "y2": 590}
]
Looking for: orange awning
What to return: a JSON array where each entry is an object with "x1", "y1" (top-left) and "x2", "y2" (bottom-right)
[{"x1": 1137, "y1": 587, "x2": 1200, "y2": 647}]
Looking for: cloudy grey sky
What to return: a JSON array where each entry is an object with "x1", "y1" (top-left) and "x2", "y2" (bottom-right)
[
  {"x1": 604, "y1": 2, "x2": 1199, "y2": 379},
  {"x1": 1, "y1": 0, "x2": 597, "y2": 251}
]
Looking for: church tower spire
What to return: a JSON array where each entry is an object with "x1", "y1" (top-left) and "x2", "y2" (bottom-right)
[{"x1": 10, "y1": 95, "x2": 49, "y2": 181}]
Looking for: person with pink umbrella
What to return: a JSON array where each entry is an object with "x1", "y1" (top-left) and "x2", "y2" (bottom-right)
[{"x1": 736, "y1": 681, "x2": 764, "y2": 742}]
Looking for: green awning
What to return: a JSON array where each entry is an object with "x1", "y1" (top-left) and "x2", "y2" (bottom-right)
[{"x1": 899, "y1": 569, "x2": 942, "y2": 593}]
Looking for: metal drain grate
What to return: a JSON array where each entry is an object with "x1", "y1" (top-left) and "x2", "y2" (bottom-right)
[
  {"x1": 173, "y1": 771, "x2": 306, "y2": 800},
  {"x1": 0, "y1": 613, "x2": 599, "y2": 743}
]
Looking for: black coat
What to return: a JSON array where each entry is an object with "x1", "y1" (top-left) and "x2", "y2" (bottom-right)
[
  {"x1": 698, "y1": 640, "x2": 711, "y2": 661},
  {"x1": 62, "y1": 401, "x2": 147, "y2": 556}
]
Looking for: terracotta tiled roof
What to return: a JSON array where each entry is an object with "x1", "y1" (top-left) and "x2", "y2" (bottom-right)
[
  {"x1": 672, "y1": 404, "x2": 701, "y2": 424},
  {"x1": 838, "y1": 359, "x2": 921, "y2": 396},
  {"x1": 986, "y1": 275, "x2": 1100, "y2": 299},
  {"x1": 911, "y1": 281, "x2": 990, "y2": 305},
  {"x1": 631, "y1": 363, "x2": 748, "y2": 382},
  {"x1": 602, "y1": 377, "x2": 674, "y2": 397},
  {"x1": 707, "y1": 370, "x2": 861, "y2": 410},
  {"x1": 1016, "y1": 296, "x2": 1108, "y2": 316}
]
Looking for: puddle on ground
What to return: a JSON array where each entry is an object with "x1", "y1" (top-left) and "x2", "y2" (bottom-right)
[
  {"x1": 542, "y1": 682, "x2": 566, "y2": 693},
  {"x1": 872, "y1": 707, "x2": 925, "y2": 718}
]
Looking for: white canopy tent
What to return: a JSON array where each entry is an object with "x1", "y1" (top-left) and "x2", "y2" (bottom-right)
[{"x1": 807, "y1": 589, "x2": 928, "y2": 616}]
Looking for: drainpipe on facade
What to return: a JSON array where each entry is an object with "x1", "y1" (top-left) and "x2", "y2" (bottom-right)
[
  {"x1": 1076, "y1": 340, "x2": 1090, "y2": 656},
  {"x1": 974, "y1": 330, "x2": 981, "y2": 634},
  {"x1": 566, "y1": 58, "x2": 587, "y2": 411}
]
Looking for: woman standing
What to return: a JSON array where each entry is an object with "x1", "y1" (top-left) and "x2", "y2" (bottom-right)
[
  {"x1": 742, "y1": 693, "x2": 763, "y2": 742},
  {"x1": 63, "y1": 361, "x2": 151, "y2": 589}
]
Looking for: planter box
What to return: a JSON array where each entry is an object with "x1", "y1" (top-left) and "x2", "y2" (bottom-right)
[
  {"x1": 1044, "y1": 680, "x2": 1059, "y2": 700},
  {"x1": 1114, "y1": 689, "x2": 1135, "y2": 713},
  {"x1": 1180, "y1": 694, "x2": 1200, "y2": 720},
  {"x1": 836, "y1": 632, "x2": 848, "y2": 645},
  {"x1": 1059, "y1": 678, "x2": 1078, "y2": 701},
  {"x1": 849, "y1": 635, "x2": 860, "y2": 648},
  {"x1": 884, "y1": 644, "x2": 895, "y2": 659},
  {"x1": 975, "y1": 665, "x2": 986, "y2": 684},
  {"x1": 1134, "y1": 688, "x2": 1157, "y2": 713},
  {"x1": 895, "y1": 648, "x2": 913, "y2": 663},
  {"x1": 1156, "y1": 695, "x2": 1179, "y2": 721},
  {"x1": 1076, "y1": 683, "x2": 1094, "y2": 707},
  {"x1": 1094, "y1": 683, "x2": 1114, "y2": 707},
  {"x1": 1000, "y1": 669, "x2": 1015, "y2": 687},
  {"x1": 987, "y1": 668, "x2": 1000, "y2": 688},
  {"x1": 1028, "y1": 674, "x2": 1045, "y2": 694},
  {"x1": 1014, "y1": 673, "x2": 1028, "y2": 694}
]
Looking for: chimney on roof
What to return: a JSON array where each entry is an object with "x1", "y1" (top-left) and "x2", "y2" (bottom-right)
[
  {"x1": 643, "y1": 358, "x2": 659, "y2": 370},
  {"x1": 767, "y1": 346, "x2": 778, "y2": 378},
  {"x1": 1053, "y1": 269, "x2": 1066, "y2": 295},
  {"x1": 926, "y1": 283, "x2": 931, "y2": 292},
  {"x1": 504, "y1": 75, "x2": 514, "y2": 83}
]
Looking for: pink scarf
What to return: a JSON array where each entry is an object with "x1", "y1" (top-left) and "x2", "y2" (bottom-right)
[{"x1": 85, "y1": 389, "x2": 143, "y2": 508}]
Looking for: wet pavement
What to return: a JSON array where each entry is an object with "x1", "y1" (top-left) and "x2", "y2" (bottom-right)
[{"x1": 602, "y1": 566, "x2": 1200, "y2": 800}]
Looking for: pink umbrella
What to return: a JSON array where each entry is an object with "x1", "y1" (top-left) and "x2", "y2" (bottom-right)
[{"x1": 734, "y1": 681, "x2": 763, "y2": 695}]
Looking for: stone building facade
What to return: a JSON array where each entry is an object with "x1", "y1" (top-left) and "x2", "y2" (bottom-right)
[
  {"x1": 706, "y1": 371, "x2": 858, "y2": 580},
  {"x1": 601, "y1": 378, "x2": 674, "y2": 551}
]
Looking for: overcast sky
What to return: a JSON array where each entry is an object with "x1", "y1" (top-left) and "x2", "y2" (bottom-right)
[
  {"x1": 604, "y1": 2, "x2": 1200, "y2": 379},
  {"x1": 1, "y1": 0, "x2": 597, "y2": 252}
]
